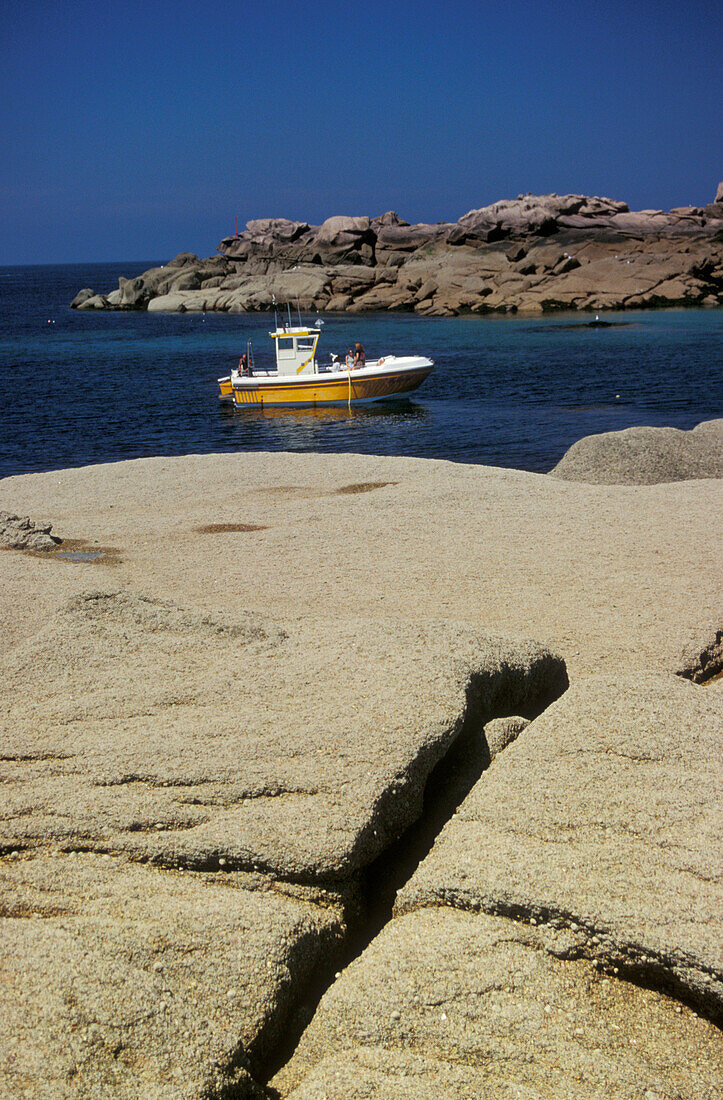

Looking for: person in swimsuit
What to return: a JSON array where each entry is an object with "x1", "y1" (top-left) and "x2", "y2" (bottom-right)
[{"x1": 353, "y1": 343, "x2": 366, "y2": 369}]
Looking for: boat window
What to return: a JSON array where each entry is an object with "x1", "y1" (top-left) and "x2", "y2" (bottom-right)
[
  {"x1": 297, "y1": 338, "x2": 315, "y2": 352},
  {"x1": 277, "y1": 337, "x2": 295, "y2": 359}
]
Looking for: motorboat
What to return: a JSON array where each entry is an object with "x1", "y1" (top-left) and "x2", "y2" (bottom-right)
[{"x1": 218, "y1": 313, "x2": 433, "y2": 407}]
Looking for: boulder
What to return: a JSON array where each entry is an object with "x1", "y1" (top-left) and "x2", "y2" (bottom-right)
[
  {"x1": 0, "y1": 511, "x2": 60, "y2": 551},
  {"x1": 374, "y1": 223, "x2": 443, "y2": 260},
  {"x1": 70, "y1": 288, "x2": 96, "y2": 309},
  {"x1": 550, "y1": 419, "x2": 723, "y2": 484},
  {"x1": 715, "y1": 182, "x2": 723, "y2": 204},
  {"x1": 75, "y1": 294, "x2": 108, "y2": 310},
  {"x1": 482, "y1": 714, "x2": 529, "y2": 757},
  {"x1": 457, "y1": 194, "x2": 590, "y2": 241},
  {"x1": 314, "y1": 215, "x2": 370, "y2": 245},
  {"x1": 146, "y1": 291, "x2": 195, "y2": 312},
  {"x1": 117, "y1": 272, "x2": 164, "y2": 308},
  {"x1": 245, "y1": 218, "x2": 310, "y2": 241},
  {"x1": 299, "y1": 216, "x2": 375, "y2": 266},
  {"x1": 370, "y1": 211, "x2": 410, "y2": 230}
]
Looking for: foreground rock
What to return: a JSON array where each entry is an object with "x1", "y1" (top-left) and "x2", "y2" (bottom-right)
[
  {"x1": 0, "y1": 452, "x2": 720, "y2": 1097},
  {"x1": 273, "y1": 671, "x2": 723, "y2": 1097},
  {"x1": 274, "y1": 910, "x2": 722, "y2": 1099},
  {"x1": 0, "y1": 584, "x2": 565, "y2": 1097},
  {"x1": 72, "y1": 187, "x2": 723, "y2": 316},
  {"x1": 0, "y1": 592, "x2": 566, "y2": 882},
  {"x1": 551, "y1": 418, "x2": 723, "y2": 484},
  {"x1": 1, "y1": 852, "x2": 338, "y2": 1099},
  {"x1": 397, "y1": 673, "x2": 722, "y2": 1019}
]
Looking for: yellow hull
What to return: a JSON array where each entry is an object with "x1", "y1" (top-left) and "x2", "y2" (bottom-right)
[{"x1": 230, "y1": 365, "x2": 432, "y2": 407}]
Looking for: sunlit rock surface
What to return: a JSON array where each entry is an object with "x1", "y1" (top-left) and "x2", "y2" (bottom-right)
[{"x1": 72, "y1": 187, "x2": 723, "y2": 315}]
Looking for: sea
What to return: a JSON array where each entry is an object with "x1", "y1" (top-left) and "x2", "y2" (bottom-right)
[{"x1": 1, "y1": 261, "x2": 721, "y2": 480}]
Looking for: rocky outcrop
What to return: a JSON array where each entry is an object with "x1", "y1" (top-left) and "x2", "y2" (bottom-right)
[
  {"x1": 550, "y1": 418, "x2": 723, "y2": 484},
  {"x1": 0, "y1": 511, "x2": 60, "y2": 551},
  {"x1": 1, "y1": 453, "x2": 720, "y2": 1099},
  {"x1": 274, "y1": 910, "x2": 722, "y2": 1099},
  {"x1": 72, "y1": 186, "x2": 723, "y2": 316},
  {"x1": 0, "y1": 587, "x2": 566, "y2": 1097},
  {"x1": 395, "y1": 674, "x2": 723, "y2": 1020},
  {"x1": 273, "y1": 672, "x2": 723, "y2": 1096}
]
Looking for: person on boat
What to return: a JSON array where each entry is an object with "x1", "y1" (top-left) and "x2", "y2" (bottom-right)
[
  {"x1": 353, "y1": 343, "x2": 366, "y2": 369},
  {"x1": 239, "y1": 353, "x2": 249, "y2": 375},
  {"x1": 345, "y1": 348, "x2": 354, "y2": 369}
]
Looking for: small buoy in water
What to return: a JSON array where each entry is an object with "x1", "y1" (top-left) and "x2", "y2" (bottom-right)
[{"x1": 615, "y1": 394, "x2": 620, "y2": 399}]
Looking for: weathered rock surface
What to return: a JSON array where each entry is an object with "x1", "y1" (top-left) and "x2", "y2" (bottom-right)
[
  {"x1": 550, "y1": 418, "x2": 723, "y2": 484},
  {"x1": 273, "y1": 670, "x2": 723, "y2": 1095},
  {"x1": 1, "y1": 452, "x2": 720, "y2": 1097},
  {"x1": 1, "y1": 850, "x2": 340, "y2": 1099},
  {"x1": 0, "y1": 510, "x2": 60, "y2": 550},
  {"x1": 397, "y1": 673, "x2": 723, "y2": 1020},
  {"x1": 274, "y1": 909, "x2": 722, "y2": 1099},
  {"x1": 676, "y1": 624, "x2": 723, "y2": 684},
  {"x1": 0, "y1": 591, "x2": 566, "y2": 882},
  {"x1": 71, "y1": 187, "x2": 723, "y2": 315},
  {"x1": 482, "y1": 714, "x2": 529, "y2": 757}
]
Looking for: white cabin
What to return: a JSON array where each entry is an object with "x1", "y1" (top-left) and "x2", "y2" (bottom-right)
[{"x1": 270, "y1": 325, "x2": 322, "y2": 376}]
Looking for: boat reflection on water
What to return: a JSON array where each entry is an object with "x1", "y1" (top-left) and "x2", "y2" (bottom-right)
[
  {"x1": 219, "y1": 398, "x2": 427, "y2": 423},
  {"x1": 218, "y1": 397, "x2": 429, "y2": 452}
]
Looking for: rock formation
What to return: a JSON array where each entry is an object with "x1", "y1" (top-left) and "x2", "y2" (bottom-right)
[
  {"x1": 72, "y1": 187, "x2": 723, "y2": 316},
  {"x1": 550, "y1": 418, "x2": 723, "y2": 484},
  {"x1": 0, "y1": 510, "x2": 60, "y2": 551},
  {"x1": 1, "y1": 451, "x2": 721, "y2": 1097},
  {"x1": 0, "y1": 586, "x2": 567, "y2": 1097}
]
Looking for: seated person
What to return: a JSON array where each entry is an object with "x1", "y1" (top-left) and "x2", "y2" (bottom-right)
[
  {"x1": 345, "y1": 347, "x2": 354, "y2": 369},
  {"x1": 353, "y1": 342, "x2": 366, "y2": 368}
]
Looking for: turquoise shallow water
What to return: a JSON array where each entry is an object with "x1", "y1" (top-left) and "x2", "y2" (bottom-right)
[{"x1": 0, "y1": 262, "x2": 721, "y2": 478}]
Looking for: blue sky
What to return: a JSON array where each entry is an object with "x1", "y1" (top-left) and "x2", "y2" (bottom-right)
[{"x1": 1, "y1": 0, "x2": 721, "y2": 263}]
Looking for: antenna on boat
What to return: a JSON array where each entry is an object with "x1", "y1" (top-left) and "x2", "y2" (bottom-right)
[
  {"x1": 272, "y1": 294, "x2": 278, "y2": 331},
  {"x1": 296, "y1": 298, "x2": 302, "y2": 326},
  {"x1": 287, "y1": 303, "x2": 292, "y2": 330}
]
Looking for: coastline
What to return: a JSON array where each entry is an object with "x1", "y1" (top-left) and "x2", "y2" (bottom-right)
[{"x1": 72, "y1": 190, "x2": 723, "y2": 318}]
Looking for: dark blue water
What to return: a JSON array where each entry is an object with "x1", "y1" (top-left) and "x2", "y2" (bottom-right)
[{"x1": 1, "y1": 262, "x2": 721, "y2": 479}]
